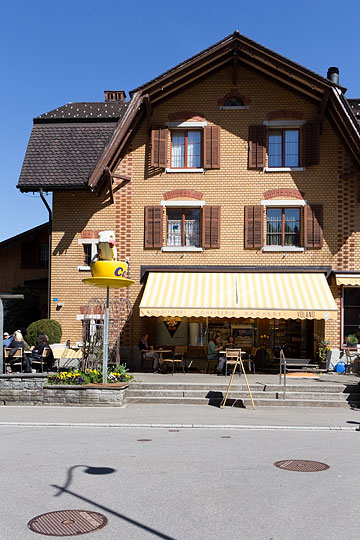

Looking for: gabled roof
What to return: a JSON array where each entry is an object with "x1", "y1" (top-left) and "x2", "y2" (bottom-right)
[
  {"x1": 88, "y1": 31, "x2": 360, "y2": 189},
  {"x1": 18, "y1": 32, "x2": 360, "y2": 193},
  {"x1": 0, "y1": 223, "x2": 47, "y2": 250},
  {"x1": 35, "y1": 101, "x2": 128, "y2": 122}
]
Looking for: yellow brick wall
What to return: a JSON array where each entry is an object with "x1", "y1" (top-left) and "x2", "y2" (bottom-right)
[{"x1": 50, "y1": 64, "x2": 360, "y2": 354}]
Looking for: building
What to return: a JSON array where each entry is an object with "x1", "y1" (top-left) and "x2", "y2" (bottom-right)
[
  {"x1": 0, "y1": 223, "x2": 49, "y2": 328},
  {"x1": 17, "y1": 32, "x2": 360, "y2": 368}
]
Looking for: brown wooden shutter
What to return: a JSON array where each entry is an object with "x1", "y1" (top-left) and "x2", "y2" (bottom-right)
[
  {"x1": 202, "y1": 206, "x2": 221, "y2": 248},
  {"x1": 303, "y1": 122, "x2": 320, "y2": 166},
  {"x1": 244, "y1": 206, "x2": 264, "y2": 248},
  {"x1": 150, "y1": 128, "x2": 168, "y2": 168},
  {"x1": 203, "y1": 126, "x2": 220, "y2": 169},
  {"x1": 304, "y1": 204, "x2": 323, "y2": 248},
  {"x1": 144, "y1": 206, "x2": 163, "y2": 248},
  {"x1": 248, "y1": 126, "x2": 266, "y2": 168}
]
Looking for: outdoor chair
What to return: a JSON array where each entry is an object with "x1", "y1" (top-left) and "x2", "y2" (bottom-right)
[
  {"x1": 163, "y1": 346, "x2": 187, "y2": 374},
  {"x1": 225, "y1": 349, "x2": 242, "y2": 376},
  {"x1": 4, "y1": 347, "x2": 23, "y2": 373},
  {"x1": 58, "y1": 348, "x2": 83, "y2": 370},
  {"x1": 345, "y1": 348, "x2": 356, "y2": 374},
  {"x1": 31, "y1": 347, "x2": 51, "y2": 373}
]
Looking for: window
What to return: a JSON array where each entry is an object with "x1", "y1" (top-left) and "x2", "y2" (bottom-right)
[
  {"x1": 224, "y1": 97, "x2": 244, "y2": 106},
  {"x1": 166, "y1": 208, "x2": 200, "y2": 247},
  {"x1": 171, "y1": 130, "x2": 201, "y2": 168},
  {"x1": 268, "y1": 129, "x2": 299, "y2": 167},
  {"x1": 39, "y1": 244, "x2": 49, "y2": 269},
  {"x1": 144, "y1": 204, "x2": 220, "y2": 250},
  {"x1": 266, "y1": 208, "x2": 300, "y2": 246},
  {"x1": 343, "y1": 288, "x2": 360, "y2": 341},
  {"x1": 77, "y1": 239, "x2": 98, "y2": 270}
]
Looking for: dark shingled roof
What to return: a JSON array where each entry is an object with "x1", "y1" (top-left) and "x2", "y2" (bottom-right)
[
  {"x1": 18, "y1": 101, "x2": 128, "y2": 191},
  {"x1": 35, "y1": 101, "x2": 128, "y2": 122},
  {"x1": 18, "y1": 122, "x2": 117, "y2": 191}
]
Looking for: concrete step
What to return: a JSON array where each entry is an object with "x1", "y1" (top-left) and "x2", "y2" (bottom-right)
[
  {"x1": 130, "y1": 382, "x2": 358, "y2": 393},
  {"x1": 126, "y1": 388, "x2": 360, "y2": 400},
  {"x1": 125, "y1": 396, "x2": 353, "y2": 407}
]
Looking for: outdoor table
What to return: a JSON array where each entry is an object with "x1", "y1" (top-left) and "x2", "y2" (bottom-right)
[{"x1": 152, "y1": 349, "x2": 172, "y2": 365}]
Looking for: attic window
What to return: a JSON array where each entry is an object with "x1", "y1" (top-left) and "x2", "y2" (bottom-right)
[{"x1": 225, "y1": 97, "x2": 244, "y2": 107}]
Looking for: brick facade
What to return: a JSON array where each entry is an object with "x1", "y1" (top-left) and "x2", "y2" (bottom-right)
[{"x1": 50, "y1": 63, "x2": 359, "y2": 360}]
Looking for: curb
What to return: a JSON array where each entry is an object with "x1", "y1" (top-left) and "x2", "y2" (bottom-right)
[{"x1": 0, "y1": 421, "x2": 358, "y2": 431}]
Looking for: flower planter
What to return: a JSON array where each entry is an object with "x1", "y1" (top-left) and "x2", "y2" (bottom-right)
[{"x1": 43, "y1": 383, "x2": 129, "y2": 406}]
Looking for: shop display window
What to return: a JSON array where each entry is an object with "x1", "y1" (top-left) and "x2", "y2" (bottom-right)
[{"x1": 343, "y1": 287, "x2": 360, "y2": 343}]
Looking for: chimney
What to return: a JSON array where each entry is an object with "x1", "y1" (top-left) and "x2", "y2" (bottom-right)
[
  {"x1": 104, "y1": 90, "x2": 126, "y2": 102},
  {"x1": 327, "y1": 67, "x2": 339, "y2": 85}
]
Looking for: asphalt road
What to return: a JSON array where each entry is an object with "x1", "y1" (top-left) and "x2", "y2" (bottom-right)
[{"x1": 1, "y1": 425, "x2": 359, "y2": 540}]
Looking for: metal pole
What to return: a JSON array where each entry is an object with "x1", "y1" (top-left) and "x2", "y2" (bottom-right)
[{"x1": 102, "y1": 287, "x2": 110, "y2": 384}]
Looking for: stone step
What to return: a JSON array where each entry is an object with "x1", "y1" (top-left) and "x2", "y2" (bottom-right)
[
  {"x1": 129, "y1": 382, "x2": 358, "y2": 393},
  {"x1": 126, "y1": 388, "x2": 360, "y2": 401},
  {"x1": 125, "y1": 396, "x2": 353, "y2": 407}
]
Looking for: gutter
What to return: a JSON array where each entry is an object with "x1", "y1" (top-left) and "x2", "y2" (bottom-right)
[{"x1": 39, "y1": 189, "x2": 52, "y2": 319}]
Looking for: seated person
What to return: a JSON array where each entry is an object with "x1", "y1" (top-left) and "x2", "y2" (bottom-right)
[
  {"x1": 224, "y1": 335, "x2": 237, "y2": 349},
  {"x1": 207, "y1": 335, "x2": 223, "y2": 374},
  {"x1": 3, "y1": 332, "x2": 14, "y2": 348},
  {"x1": 7, "y1": 330, "x2": 31, "y2": 373},
  {"x1": 138, "y1": 334, "x2": 160, "y2": 373},
  {"x1": 30, "y1": 334, "x2": 54, "y2": 372}
]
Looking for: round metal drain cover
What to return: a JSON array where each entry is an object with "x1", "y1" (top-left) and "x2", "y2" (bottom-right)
[
  {"x1": 169, "y1": 429, "x2": 179, "y2": 432},
  {"x1": 274, "y1": 459, "x2": 329, "y2": 472},
  {"x1": 137, "y1": 438, "x2": 152, "y2": 442},
  {"x1": 221, "y1": 436, "x2": 232, "y2": 439},
  {"x1": 28, "y1": 510, "x2": 107, "y2": 536}
]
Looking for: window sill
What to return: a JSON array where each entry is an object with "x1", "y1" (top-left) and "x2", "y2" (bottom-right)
[
  {"x1": 161, "y1": 246, "x2": 204, "y2": 252},
  {"x1": 262, "y1": 246, "x2": 304, "y2": 252},
  {"x1": 263, "y1": 167, "x2": 306, "y2": 172},
  {"x1": 165, "y1": 168, "x2": 205, "y2": 173},
  {"x1": 219, "y1": 106, "x2": 250, "y2": 110},
  {"x1": 78, "y1": 265, "x2": 91, "y2": 271}
]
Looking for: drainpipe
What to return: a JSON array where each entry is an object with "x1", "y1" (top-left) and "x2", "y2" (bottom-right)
[{"x1": 39, "y1": 189, "x2": 52, "y2": 319}]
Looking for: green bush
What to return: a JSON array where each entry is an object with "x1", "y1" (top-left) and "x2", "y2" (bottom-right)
[{"x1": 25, "y1": 319, "x2": 62, "y2": 346}]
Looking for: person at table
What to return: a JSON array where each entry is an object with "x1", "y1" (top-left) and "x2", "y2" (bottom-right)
[
  {"x1": 7, "y1": 330, "x2": 32, "y2": 373},
  {"x1": 3, "y1": 332, "x2": 13, "y2": 348},
  {"x1": 138, "y1": 334, "x2": 160, "y2": 373},
  {"x1": 224, "y1": 336, "x2": 236, "y2": 349},
  {"x1": 207, "y1": 335, "x2": 223, "y2": 374},
  {"x1": 30, "y1": 334, "x2": 54, "y2": 372}
]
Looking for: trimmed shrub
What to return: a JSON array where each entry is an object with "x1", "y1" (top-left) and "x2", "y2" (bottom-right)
[{"x1": 26, "y1": 319, "x2": 62, "y2": 346}]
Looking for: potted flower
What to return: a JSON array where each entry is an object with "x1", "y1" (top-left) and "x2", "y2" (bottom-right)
[{"x1": 345, "y1": 334, "x2": 358, "y2": 347}]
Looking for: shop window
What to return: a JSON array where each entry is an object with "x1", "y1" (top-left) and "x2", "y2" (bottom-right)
[
  {"x1": 167, "y1": 208, "x2": 200, "y2": 247},
  {"x1": 268, "y1": 129, "x2": 299, "y2": 167},
  {"x1": 266, "y1": 208, "x2": 300, "y2": 246},
  {"x1": 343, "y1": 287, "x2": 360, "y2": 342}
]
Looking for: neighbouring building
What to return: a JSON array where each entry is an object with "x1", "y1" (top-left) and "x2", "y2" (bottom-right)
[
  {"x1": 0, "y1": 223, "x2": 49, "y2": 327},
  {"x1": 17, "y1": 32, "x2": 360, "y2": 369}
]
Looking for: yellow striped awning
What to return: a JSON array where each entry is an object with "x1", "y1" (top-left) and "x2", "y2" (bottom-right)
[
  {"x1": 335, "y1": 274, "x2": 360, "y2": 286},
  {"x1": 139, "y1": 272, "x2": 337, "y2": 320}
]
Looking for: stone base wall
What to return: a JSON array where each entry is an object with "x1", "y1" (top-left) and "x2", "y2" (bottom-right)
[{"x1": 0, "y1": 375, "x2": 127, "y2": 406}]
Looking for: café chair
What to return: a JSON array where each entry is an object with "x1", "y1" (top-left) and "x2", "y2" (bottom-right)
[
  {"x1": 225, "y1": 349, "x2": 242, "y2": 376},
  {"x1": 31, "y1": 347, "x2": 51, "y2": 373},
  {"x1": 163, "y1": 346, "x2": 187, "y2": 374},
  {"x1": 4, "y1": 348, "x2": 23, "y2": 373}
]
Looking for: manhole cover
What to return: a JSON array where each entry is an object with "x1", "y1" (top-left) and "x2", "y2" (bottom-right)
[
  {"x1": 169, "y1": 429, "x2": 179, "y2": 432},
  {"x1": 137, "y1": 439, "x2": 152, "y2": 442},
  {"x1": 274, "y1": 459, "x2": 329, "y2": 472},
  {"x1": 28, "y1": 510, "x2": 107, "y2": 536},
  {"x1": 221, "y1": 436, "x2": 232, "y2": 438}
]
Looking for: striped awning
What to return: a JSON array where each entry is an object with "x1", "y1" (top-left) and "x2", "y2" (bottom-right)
[
  {"x1": 335, "y1": 274, "x2": 360, "y2": 286},
  {"x1": 139, "y1": 272, "x2": 337, "y2": 320}
]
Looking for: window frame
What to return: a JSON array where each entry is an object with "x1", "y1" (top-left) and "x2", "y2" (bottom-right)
[
  {"x1": 77, "y1": 238, "x2": 98, "y2": 271},
  {"x1": 266, "y1": 207, "x2": 301, "y2": 247},
  {"x1": 342, "y1": 286, "x2": 360, "y2": 346},
  {"x1": 160, "y1": 200, "x2": 205, "y2": 252},
  {"x1": 268, "y1": 128, "x2": 300, "y2": 168},
  {"x1": 166, "y1": 207, "x2": 201, "y2": 248},
  {"x1": 170, "y1": 129, "x2": 203, "y2": 170}
]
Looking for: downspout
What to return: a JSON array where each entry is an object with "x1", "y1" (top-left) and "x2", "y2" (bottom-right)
[{"x1": 39, "y1": 189, "x2": 52, "y2": 319}]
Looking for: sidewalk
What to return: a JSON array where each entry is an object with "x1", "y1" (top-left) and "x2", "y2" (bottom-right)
[{"x1": 0, "y1": 402, "x2": 359, "y2": 431}]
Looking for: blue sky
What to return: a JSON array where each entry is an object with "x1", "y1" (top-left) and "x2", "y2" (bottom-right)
[{"x1": 1, "y1": 0, "x2": 359, "y2": 242}]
